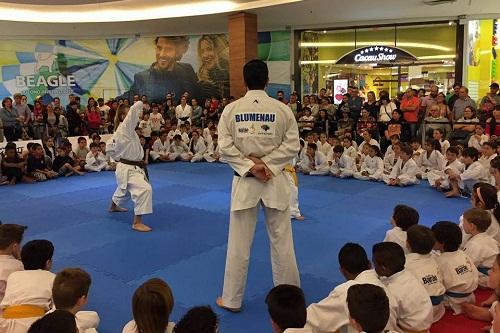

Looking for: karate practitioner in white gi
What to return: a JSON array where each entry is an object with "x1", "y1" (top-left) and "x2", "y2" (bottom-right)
[
  {"x1": 216, "y1": 60, "x2": 300, "y2": 312},
  {"x1": 107, "y1": 101, "x2": 153, "y2": 232}
]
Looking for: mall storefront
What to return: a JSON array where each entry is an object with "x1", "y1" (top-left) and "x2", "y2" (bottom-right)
[{"x1": 297, "y1": 22, "x2": 460, "y2": 103}]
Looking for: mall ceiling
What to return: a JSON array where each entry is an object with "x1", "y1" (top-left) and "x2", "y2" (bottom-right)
[{"x1": 0, "y1": 0, "x2": 498, "y2": 37}]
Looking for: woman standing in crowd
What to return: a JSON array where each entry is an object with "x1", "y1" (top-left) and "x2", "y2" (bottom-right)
[{"x1": 0, "y1": 97, "x2": 23, "y2": 141}]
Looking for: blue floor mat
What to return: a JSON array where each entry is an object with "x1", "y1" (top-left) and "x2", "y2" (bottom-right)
[{"x1": 0, "y1": 163, "x2": 470, "y2": 333}]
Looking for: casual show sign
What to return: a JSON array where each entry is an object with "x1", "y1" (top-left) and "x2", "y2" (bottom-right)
[{"x1": 335, "y1": 46, "x2": 418, "y2": 65}]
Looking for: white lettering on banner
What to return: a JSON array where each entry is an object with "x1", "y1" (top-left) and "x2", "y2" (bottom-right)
[
  {"x1": 15, "y1": 75, "x2": 77, "y2": 88},
  {"x1": 354, "y1": 53, "x2": 397, "y2": 62}
]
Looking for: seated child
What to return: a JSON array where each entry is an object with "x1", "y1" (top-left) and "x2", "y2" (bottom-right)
[
  {"x1": 468, "y1": 124, "x2": 488, "y2": 151},
  {"x1": 428, "y1": 146, "x2": 464, "y2": 190},
  {"x1": 306, "y1": 243, "x2": 397, "y2": 333},
  {"x1": 446, "y1": 147, "x2": 489, "y2": 197},
  {"x1": 28, "y1": 310, "x2": 77, "y2": 333},
  {"x1": 167, "y1": 124, "x2": 180, "y2": 141},
  {"x1": 266, "y1": 285, "x2": 311, "y2": 333},
  {"x1": 383, "y1": 141, "x2": 401, "y2": 174},
  {"x1": 342, "y1": 136, "x2": 358, "y2": 161},
  {"x1": 187, "y1": 130, "x2": 207, "y2": 163},
  {"x1": 52, "y1": 146, "x2": 85, "y2": 177},
  {"x1": 1, "y1": 143, "x2": 33, "y2": 184},
  {"x1": 372, "y1": 242, "x2": 433, "y2": 332},
  {"x1": 168, "y1": 134, "x2": 190, "y2": 161},
  {"x1": 462, "y1": 208, "x2": 499, "y2": 287},
  {"x1": 27, "y1": 143, "x2": 58, "y2": 181},
  {"x1": 346, "y1": 284, "x2": 392, "y2": 333},
  {"x1": 330, "y1": 145, "x2": 357, "y2": 178},
  {"x1": 298, "y1": 143, "x2": 329, "y2": 175},
  {"x1": 74, "y1": 137, "x2": 89, "y2": 169},
  {"x1": 52, "y1": 268, "x2": 99, "y2": 333},
  {"x1": 84, "y1": 143, "x2": 107, "y2": 172},
  {"x1": 0, "y1": 240, "x2": 56, "y2": 333},
  {"x1": 420, "y1": 139, "x2": 445, "y2": 180},
  {"x1": 383, "y1": 144, "x2": 419, "y2": 186},
  {"x1": 0, "y1": 224, "x2": 26, "y2": 304},
  {"x1": 433, "y1": 128, "x2": 450, "y2": 155},
  {"x1": 98, "y1": 142, "x2": 117, "y2": 171},
  {"x1": 174, "y1": 306, "x2": 218, "y2": 333},
  {"x1": 353, "y1": 144, "x2": 384, "y2": 181},
  {"x1": 479, "y1": 141, "x2": 497, "y2": 184},
  {"x1": 405, "y1": 225, "x2": 446, "y2": 322},
  {"x1": 410, "y1": 139, "x2": 425, "y2": 170},
  {"x1": 178, "y1": 124, "x2": 190, "y2": 144},
  {"x1": 122, "y1": 278, "x2": 175, "y2": 333},
  {"x1": 383, "y1": 204, "x2": 419, "y2": 254},
  {"x1": 316, "y1": 133, "x2": 331, "y2": 157},
  {"x1": 204, "y1": 134, "x2": 226, "y2": 163},
  {"x1": 358, "y1": 129, "x2": 380, "y2": 153},
  {"x1": 431, "y1": 221, "x2": 478, "y2": 314},
  {"x1": 151, "y1": 130, "x2": 172, "y2": 162}
]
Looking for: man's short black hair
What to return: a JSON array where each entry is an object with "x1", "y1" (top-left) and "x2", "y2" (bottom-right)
[
  {"x1": 431, "y1": 221, "x2": 462, "y2": 252},
  {"x1": 243, "y1": 59, "x2": 268, "y2": 90},
  {"x1": 28, "y1": 309, "x2": 77, "y2": 333},
  {"x1": 373, "y1": 242, "x2": 405, "y2": 275},
  {"x1": 338, "y1": 243, "x2": 370, "y2": 275},
  {"x1": 392, "y1": 204, "x2": 419, "y2": 231},
  {"x1": 21, "y1": 240, "x2": 54, "y2": 270},
  {"x1": 347, "y1": 284, "x2": 389, "y2": 333},
  {"x1": 406, "y1": 225, "x2": 436, "y2": 255},
  {"x1": 265, "y1": 284, "x2": 306, "y2": 331}
]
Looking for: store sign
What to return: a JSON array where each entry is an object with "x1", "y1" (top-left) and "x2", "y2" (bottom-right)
[{"x1": 336, "y1": 46, "x2": 418, "y2": 65}]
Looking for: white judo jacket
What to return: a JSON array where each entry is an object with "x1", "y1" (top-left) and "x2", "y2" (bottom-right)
[{"x1": 218, "y1": 90, "x2": 300, "y2": 211}]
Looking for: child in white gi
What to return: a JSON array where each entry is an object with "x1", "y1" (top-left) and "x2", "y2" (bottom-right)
[
  {"x1": 0, "y1": 224, "x2": 25, "y2": 305},
  {"x1": 384, "y1": 144, "x2": 419, "y2": 186},
  {"x1": 383, "y1": 142, "x2": 401, "y2": 174},
  {"x1": 372, "y1": 242, "x2": 433, "y2": 332},
  {"x1": 84, "y1": 143, "x2": 107, "y2": 172},
  {"x1": 346, "y1": 284, "x2": 397, "y2": 333},
  {"x1": 98, "y1": 142, "x2": 117, "y2": 171},
  {"x1": 330, "y1": 145, "x2": 356, "y2": 178},
  {"x1": 168, "y1": 135, "x2": 190, "y2": 161},
  {"x1": 316, "y1": 133, "x2": 331, "y2": 157},
  {"x1": 342, "y1": 137, "x2": 357, "y2": 161},
  {"x1": 0, "y1": 240, "x2": 55, "y2": 333},
  {"x1": 468, "y1": 124, "x2": 488, "y2": 151},
  {"x1": 178, "y1": 124, "x2": 190, "y2": 145},
  {"x1": 406, "y1": 225, "x2": 446, "y2": 322},
  {"x1": 187, "y1": 130, "x2": 207, "y2": 163},
  {"x1": 139, "y1": 113, "x2": 152, "y2": 142},
  {"x1": 383, "y1": 204, "x2": 419, "y2": 254},
  {"x1": 446, "y1": 147, "x2": 489, "y2": 197},
  {"x1": 266, "y1": 285, "x2": 312, "y2": 333},
  {"x1": 285, "y1": 160, "x2": 304, "y2": 221},
  {"x1": 122, "y1": 278, "x2": 175, "y2": 333},
  {"x1": 433, "y1": 128, "x2": 450, "y2": 155},
  {"x1": 306, "y1": 243, "x2": 398, "y2": 333},
  {"x1": 479, "y1": 141, "x2": 497, "y2": 184},
  {"x1": 420, "y1": 139, "x2": 445, "y2": 180},
  {"x1": 203, "y1": 134, "x2": 225, "y2": 163},
  {"x1": 410, "y1": 139, "x2": 425, "y2": 171},
  {"x1": 462, "y1": 208, "x2": 499, "y2": 287},
  {"x1": 428, "y1": 146, "x2": 464, "y2": 190},
  {"x1": 298, "y1": 143, "x2": 329, "y2": 175},
  {"x1": 353, "y1": 145, "x2": 384, "y2": 181},
  {"x1": 52, "y1": 268, "x2": 99, "y2": 333},
  {"x1": 167, "y1": 124, "x2": 180, "y2": 142},
  {"x1": 431, "y1": 221, "x2": 478, "y2": 314},
  {"x1": 151, "y1": 131, "x2": 172, "y2": 162}
]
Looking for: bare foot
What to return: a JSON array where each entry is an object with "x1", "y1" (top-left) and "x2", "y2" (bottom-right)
[
  {"x1": 293, "y1": 215, "x2": 305, "y2": 221},
  {"x1": 65, "y1": 171, "x2": 74, "y2": 177},
  {"x1": 132, "y1": 223, "x2": 152, "y2": 232},
  {"x1": 215, "y1": 297, "x2": 241, "y2": 313},
  {"x1": 445, "y1": 190, "x2": 460, "y2": 198},
  {"x1": 76, "y1": 171, "x2": 85, "y2": 176},
  {"x1": 109, "y1": 202, "x2": 128, "y2": 212}
]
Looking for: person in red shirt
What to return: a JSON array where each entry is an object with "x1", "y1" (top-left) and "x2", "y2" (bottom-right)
[
  {"x1": 400, "y1": 88, "x2": 420, "y2": 139},
  {"x1": 86, "y1": 105, "x2": 102, "y2": 134}
]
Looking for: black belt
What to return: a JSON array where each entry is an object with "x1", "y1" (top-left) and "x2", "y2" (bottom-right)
[
  {"x1": 120, "y1": 158, "x2": 149, "y2": 180},
  {"x1": 234, "y1": 171, "x2": 255, "y2": 177}
]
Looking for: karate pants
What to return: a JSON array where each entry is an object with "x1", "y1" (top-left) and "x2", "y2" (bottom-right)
[
  {"x1": 285, "y1": 172, "x2": 301, "y2": 218},
  {"x1": 112, "y1": 163, "x2": 153, "y2": 215},
  {"x1": 190, "y1": 153, "x2": 205, "y2": 163},
  {"x1": 221, "y1": 203, "x2": 300, "y2": 308}
]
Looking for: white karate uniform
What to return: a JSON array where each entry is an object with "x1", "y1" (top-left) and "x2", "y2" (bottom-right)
[
  {"x1": 299, "y1": 151, "x2": 330, "y2": 175},
  {"x1": 427, "y1": 159, "x2": 464, "y2": 188},
  {"x1": 421, "y1": 150, "x2": 445, "y2": 179},
  {"x1": 218, "y1": 89, "x2": 300, "y2": 309},
  {"x1": 316, "y1": 141, "x2": 332, "y2": 157},
  {"x1": 459, "y1": 161, "x2": 489, "y2": 193},
  {"x1": 460, "y1": 211, "x2": 500, "y2": 247},
  {"x1": 434, "y1": 250, "x2": 478, "y2": 314},
  {"x1": 180, "y1": 132, "x2": 190, "y2": 145},
  {"x1": 283, "y1": 328, "x2": 314, "y2": 333},
  {"x1": 169, "y1": 142, "x2": 190, "y2": 161},
  {"x1": 468, "y1": 134, "x2": 489, "y2": 151},
  {"x1": 188, "y1": 138, "x2": 207, "y2": 162},
  {"x1": 439, "y1": 139, "x2": 450, "y2": 155},
  {"x1": 343, "y1": 146, "x2": 357, "y2": 161},
  {"x1": 0, "y1": 270, "x2": 55, "y2": 333},
  {"x1": 150, "y1": 138, "x2": 171, "y2": 161},
  {"x1": 122, "y1": 320, "x2": 174, "y2": 333},
  {"x1": 463, "y1": 233, "x2": 499, "y2": 287},
  {"x1": 203, "y1": 142, "x2": 226, "y2": 163},
  {"x1": 383, "y1": 227, "x2": 408, "y2": 254},
  {"x1": 305, "y1": 270, "x2": 398, "y2": 333},
  {"x1": 111, "y1": 101, "x2": 152, "y2": 216},
  {"x1": 383, "y1": 158, "x2": 419, "y2": 186},
  {"x1": 353, "y1": 156, "x2": 384, "y2": 181},
  {"x1": 383, "y1": 149, "x2": 399, "y2": 173},
  {"x1": 167, "y1": 129, "x2": 180, "y2": 141},
  {"x1": 175, "y1": 104, "x2": 192, "y2": 125},
  {"x1": 357, "y1": 138, "x2": 380, "y2": 154},
  {"x1": 84, "y1": 152, "x2": 107, "y2": 172},
  {"x1": 412, "y1": 147, "x2": 425, "y2": 169},
  {"x1": 479, "y1": 154, "x2": 498, "y2": 184},
  {"x1": 0, "y1": 255, "x2": 23, "y2": 304},
  {"x1": 330, "y1": 154, "x2": 356, "y2": 178},
  {"x1": 139, "y1": 120, "x2": 152, "y2": 138},
  {"x1": 149, "y1": 113, "x2": 164, "y2": 132},
  {"x1": 46, "y1": 309, "x2": 100, "y2": 333},
  {"x1": 405, "y1": 253, "x2": 446, "y2": 322},
  {"x1": 380, "y1": 269, "x2": 433, "y2": 332}
]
